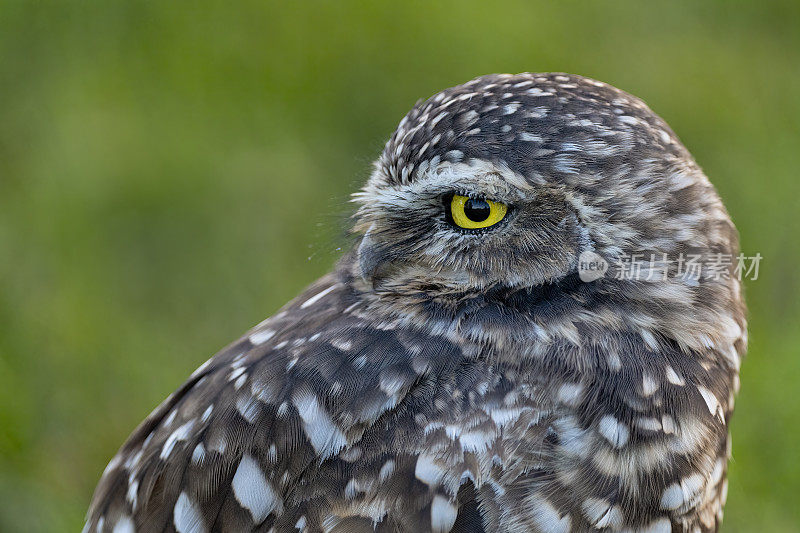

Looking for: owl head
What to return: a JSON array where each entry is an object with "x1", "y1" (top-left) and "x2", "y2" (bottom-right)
[{"x1": 352, "y1": 73, "x2": 744, "y2": 353}]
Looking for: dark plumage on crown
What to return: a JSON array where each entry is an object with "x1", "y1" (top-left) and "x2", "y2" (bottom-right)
[{"x1": 377, "y1": 72, "x2": 686, "y2": 187}]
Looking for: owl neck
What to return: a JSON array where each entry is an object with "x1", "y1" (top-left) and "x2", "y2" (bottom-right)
[{"x1": 338, "y1": 249, "x2": 743, "y2": 372}]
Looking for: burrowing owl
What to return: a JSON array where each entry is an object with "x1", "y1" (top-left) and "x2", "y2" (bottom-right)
[{"x1": 86, "y1": 73, "x2": 745, "y2": 533}]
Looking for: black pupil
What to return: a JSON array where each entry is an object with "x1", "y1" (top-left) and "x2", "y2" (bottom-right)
[{"x1": 464, "y1": 198, "x2": 491, "y2": 222}]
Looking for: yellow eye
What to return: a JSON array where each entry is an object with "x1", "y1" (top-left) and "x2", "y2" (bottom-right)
[{"x1": 449, "y1": 194, "x2": 508, "y2": 230}]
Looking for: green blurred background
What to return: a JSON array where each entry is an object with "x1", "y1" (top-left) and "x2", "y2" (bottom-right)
[{"x1": 1, "y1": 1, "x2": 798, "y2": 531}]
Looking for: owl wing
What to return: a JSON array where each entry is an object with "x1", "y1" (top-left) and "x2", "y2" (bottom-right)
[{"x1": 84, "y1": 273, "x2": 480, "y2": 533}]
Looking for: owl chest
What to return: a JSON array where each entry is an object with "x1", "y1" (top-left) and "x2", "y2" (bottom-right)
[
  {"x1": 427, "y1": 371, "x2": 724, "y2": 531},
  {"x1": 413, "y1": 363, "x2": 684, "y2": 518}
]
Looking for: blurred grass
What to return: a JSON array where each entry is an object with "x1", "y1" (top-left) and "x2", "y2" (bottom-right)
[{"x1": 0, "y1": 1, "x2": 798, "y2": 531}]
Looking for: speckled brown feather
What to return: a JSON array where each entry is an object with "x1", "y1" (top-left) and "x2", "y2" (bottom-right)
[{"x1": 86, "y1": 73, "x2": 745, "y2": 533}]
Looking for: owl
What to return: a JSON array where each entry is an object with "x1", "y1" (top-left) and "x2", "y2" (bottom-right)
[{"x1": 85, "y1": 73, "x2": 745, "y2": 533}]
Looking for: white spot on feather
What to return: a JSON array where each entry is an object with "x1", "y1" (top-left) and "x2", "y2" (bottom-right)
[
  {"x1": 415, "y1": 453, "x2": 445, "y2": 486},
  {"x1": 519, "y1": 132, "x2": 543, "y2": 142},
  {"x1": 665, "y1": 365, "x2": 685, "y2": 386},
  {"x1": 637, "y1": 417, "x2": 663, "y2": 432},
  {"x1": 344, "y1": 478, "x2": 360, "y2": 500},
  {"x1": 330, "y1": 338, "x2": 352, "y2": 351},
  {"x1": 606, "y1": 351, "x2": 622, "y2": 371},
  {"x1": 557, "y1": 382, "x2": 584, "y2": 406},
  {"x1": 489, "y1": 406, "x2": 526, "y2": 427},
  {"x1": 640, "y1": 517, "x2": 671, "y2": 533},
  {"x1": 379, "y1": 373, "x2": 407, "y2": 396},
  {"x1": 379, "y1": 460, "x2": 396, "y2": 483},
  {"x1": 526, "y1": 87, "x2": 555, "y2": 97},
  {"x1": 174, "y1": 492, "x2": 207, "y2": 533},
  {"x1": 444, "y1": 425, "x2": 461, "y2": 440},
  {"x1": 598, "y1": 415, "x2": 629, "y2": 448},
  {"x1": 642, "y1": 374, "x2": 659, "y2": 396},
  {"x1": 263, "y1": 443, "x2": 277, "y2": 462},
  {"x1": 526, "y1": 495, "x2": 571, "y2": 533},
  {"x1": 660, "y1": 482, "x2": 683, "y2": 510},
  {"x1": 582, "y1": 498, "x2": 624, "y2": 529},
  {"x1": 207, "y1": 432, "x2": 227, "y2": 454},
  {"x1": 126, "y1": 479, "x2": 139, "y2": 509},
  {"x1": 431, "y1": 495, "x2": 458, "y2": 532},
  {"x1": 459, "y1": 429, "x2": 495, "y2": 453},
  {"x1": 660, "y1": 473, "x2": 705, "y2": 510},
  {"x1": 228, "y1": 367, "x2": 246, "y2": 383},
  {"x1": 276, "y1": 401, "x2": 290, "y2": 417},
  {"x1": 123, "y1": 449, "x2": 143, "y2": 471},
  {"x1": 300, "y1": 284, "x2": 338, "y2": 309},
  {"x1": 163, "y1": 409, "x2": 178, "y2": 427},
  {"x1": 112, "y1": 516, "x2": 135, "y2": 533},
  {"x1": 191, "y1": 443, "x2": 205, "y2": 464},
  {"x1": 697, "y1": 386, "x2": 723, "y2": 419},
  {"x1": 236, "y1": 395, "x2": 260, "y2": 424},
  {"x1": 232, "y1": 453, "x2": 283, "y2": 522},
  {"x1": 249, "y1": 329, "x2": 275, "y2": 345},
  {"x1": 661, "y1": 415, "x2": 677, "y2": 434},
  {"x1": 292, "y1": 388, "x2": 347, "y2": 458},
  {"x1": 160, "y1": 420, "x2": 195, "y2": 460}
]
